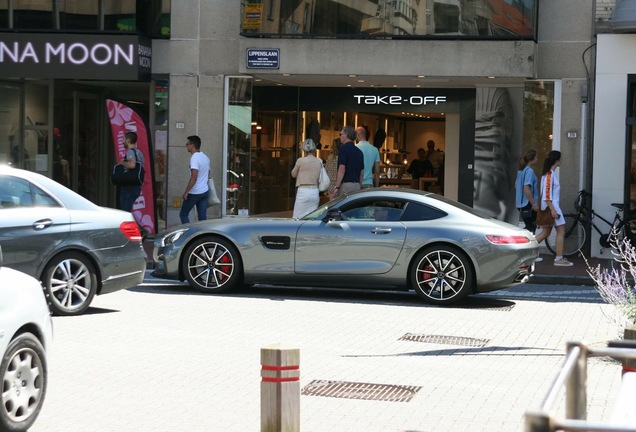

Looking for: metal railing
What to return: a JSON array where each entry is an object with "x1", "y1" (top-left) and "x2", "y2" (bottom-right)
[{"x1": 525, "y1": 341, "x2": 636, "y2": 432}]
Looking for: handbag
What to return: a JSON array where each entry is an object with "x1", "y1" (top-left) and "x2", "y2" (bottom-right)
[
  {"x1": 536, "y1": 207, "x2": 555, "y2": 227},
  {"x1": 208, "y1": 177, "x2": 221, "y2": 205},
  {"x1": 519, "y1": 205, "x2": 534, "y2": 220},
  {"x1": 318, "y1": 163, "x2": 330, "y2": 192},
  {"x1": 110, "y1": 149, "x2": 144, "y2": 186}
]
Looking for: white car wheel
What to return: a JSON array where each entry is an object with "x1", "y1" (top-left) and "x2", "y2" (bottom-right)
[{"x1": 0, "y1": 333, "x2": 47, "y2": 432}]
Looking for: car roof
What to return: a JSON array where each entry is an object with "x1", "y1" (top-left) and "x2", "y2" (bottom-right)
[{"x1": 0, "y1": 165, "x2": 100, "y2": 211}]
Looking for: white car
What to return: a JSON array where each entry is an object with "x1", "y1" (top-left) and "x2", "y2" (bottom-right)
[{"x1": 0, "y1": 246, "x2": 53, "y2": 432}]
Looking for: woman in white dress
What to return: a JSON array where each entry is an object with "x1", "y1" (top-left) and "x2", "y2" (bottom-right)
[
  {"x1": 291, "y1": 139, "x2": 322, "y2": 218},
  {"x1": 534, "y1": 150, "x2": 573, "y2": 266}
]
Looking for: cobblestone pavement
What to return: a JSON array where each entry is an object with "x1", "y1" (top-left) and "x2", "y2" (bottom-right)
[{"x1": 30, "y1": 274, "x2": 625, "y2": 432}]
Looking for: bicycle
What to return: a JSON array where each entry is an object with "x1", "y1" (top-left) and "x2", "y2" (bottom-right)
[{"x1": 543, "y1": 190, "x2": 636, "y2": 256}]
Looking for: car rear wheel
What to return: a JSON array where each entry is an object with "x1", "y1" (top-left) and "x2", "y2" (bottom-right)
[
  {"x1": 0, "y1": 333, "x2": 47, "y2": 432},
  {"x1": 410, "y1": 245, "x2": 474, "y2": 305},
  {"x1": 182, "y1": 237, "x2": 242, "y2": 293},
  {"x1": 42, "y1": 252, "x2": 97, "y2": 316}
]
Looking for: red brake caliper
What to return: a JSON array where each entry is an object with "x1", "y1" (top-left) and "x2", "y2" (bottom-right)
[
  {"x1": 219, "y1": 253, "x2": 231, "y2": 281},
  {"x1": 421, "y1": 265, "x2": 433, "y2": 282}
]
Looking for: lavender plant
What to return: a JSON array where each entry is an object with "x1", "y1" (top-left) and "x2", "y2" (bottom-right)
[{"x1": 587, "y1": 232, "x2": 636, "y2": 325}]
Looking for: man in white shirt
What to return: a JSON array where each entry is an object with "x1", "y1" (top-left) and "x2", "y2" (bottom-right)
[
  {"x1": 355, "y1": 126, "x2": 380, "y2": 188},
  {"x1": 180, "y1": 135, "x2": 211, "y2": 223}
]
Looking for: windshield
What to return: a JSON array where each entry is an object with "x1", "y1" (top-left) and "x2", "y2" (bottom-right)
[{"x1": 301, "y1": 195, "x2": 347, "y2": 220}]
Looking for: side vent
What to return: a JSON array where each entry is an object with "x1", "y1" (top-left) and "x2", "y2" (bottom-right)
[{"x1": 261, "y1": 236, "x2": 290, "y2": 250}]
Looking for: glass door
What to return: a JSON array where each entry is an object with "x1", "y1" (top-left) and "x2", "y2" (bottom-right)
[{"x1": 54, "y1": 88, "x2": 103, "y2": 204}]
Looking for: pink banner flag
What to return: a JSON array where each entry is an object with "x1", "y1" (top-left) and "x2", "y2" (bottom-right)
[{"x1": 107, "y1": 99, "x2": 157, "y2": 235}]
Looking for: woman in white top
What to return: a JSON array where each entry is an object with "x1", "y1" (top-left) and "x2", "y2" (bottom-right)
[
  {"x1": 291, "y1": 139, "x2": 322, "y2": 218},
  {"x1": 534, "y1": 150, "x2": 573, "y2": 266}
]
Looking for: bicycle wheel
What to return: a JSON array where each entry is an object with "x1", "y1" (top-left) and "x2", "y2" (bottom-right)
[
  {"x1": 544, "y1": 214, "x2": 586, "y2": 256},
  {"x1": 615, "y1": 215, "x2": 636, "y2": 246}
]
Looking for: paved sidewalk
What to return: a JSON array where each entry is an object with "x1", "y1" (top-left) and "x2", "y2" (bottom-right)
[
  {"x1": 532, "y1": 252, "x2": 614, "y2": 286},
  {"x1": 31, "y1": 276, "x2": 625, "y2": 432}
]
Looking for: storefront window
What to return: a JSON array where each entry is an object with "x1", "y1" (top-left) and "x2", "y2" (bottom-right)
[
  {"x1": 2, "y1": 0, "x2": 168, "y2": 35},
  {"x1": 523, "y1": 81, "x2": 556, "y2": 169},
  {"x1": 0, "y1": 82, "x2": 21, "y2": 167},
  {"x1": 13, "y1": 0, "x2": 53, "y2": 29},
  {"x1": 0, "y1": 0, "x2": 8, "y2": 29},
  {"x1": 153, "y1": 80, "x2": 168, "y2": 231},
  {"x1": 627, "y1": 77, "x2": 636, "y2": 213},
  {"x1": 23, "y1": 82, "x2": 50, "y2": 173},
  {"x1": 226, "y1": 77, "x2": 253, "y2": 216},
  {"x1": 241, "y1": 0, "x2": 537, "y2": 39},
  {"x1": 60, "y1": 0, "x2": 99, "y2": 30}
]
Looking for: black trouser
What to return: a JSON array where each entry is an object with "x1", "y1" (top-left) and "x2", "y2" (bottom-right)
[{"x1": 518, "y1": 203, "x2": 537, "y2": 233}]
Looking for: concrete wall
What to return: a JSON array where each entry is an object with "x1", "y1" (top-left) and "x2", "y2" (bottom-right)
[
  {"x1": 153, "y1": 1, "x2": 240, "y2": 227},
  {"x1": 151, "y1": 1, "x2": 597, "y2": 232},
  {"x1": 592, "y1": 34, "x2": 634, "y2": 257}
]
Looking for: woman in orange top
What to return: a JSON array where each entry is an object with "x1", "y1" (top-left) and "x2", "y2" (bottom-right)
[{"x1": 534, "y1": 150, "x2": 573, "y2": 267}]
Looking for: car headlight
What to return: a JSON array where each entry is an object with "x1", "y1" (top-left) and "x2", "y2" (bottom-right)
[{"x1": 161, "y1": 228, "x2": 189, "y2": 247}]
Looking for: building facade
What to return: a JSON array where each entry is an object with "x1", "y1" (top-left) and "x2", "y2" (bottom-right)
[{"x1": 8, "y1": 1, "x2": 627, "y2": 259}]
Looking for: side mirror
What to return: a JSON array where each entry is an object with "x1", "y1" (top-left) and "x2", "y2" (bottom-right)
[{"x1": 322, "y1": 208, "x2": 343, "y2": 222}]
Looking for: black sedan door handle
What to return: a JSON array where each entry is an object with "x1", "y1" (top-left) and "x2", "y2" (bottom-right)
[
  {"x1": 371, "y1": 227, "x2": 392, "y2": 235},
  {"x1": 33, "y1": 219, "x2": 53, "y2": 230}
]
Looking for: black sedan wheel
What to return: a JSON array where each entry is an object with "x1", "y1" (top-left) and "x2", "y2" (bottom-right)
[
  {"x1": 410, "y1": 245, "x2": 474, "y2": 304},
  {"x1": 0, "y1": 333, "x2": 47, "y2": 432},
  {"x1": 42, "y1": 252, "x2": 97, "y2": 316},
  {"x1": 182, "y1": 237, "x2": 242, "y2": 293}
]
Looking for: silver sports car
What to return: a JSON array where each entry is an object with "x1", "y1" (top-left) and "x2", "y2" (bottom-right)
[
  {"x1": 0, "y1": 166, "x2": 147, "y2": 316},
  {"x1": 153, "y1": 189, "x2": 538, "y2": 304}
]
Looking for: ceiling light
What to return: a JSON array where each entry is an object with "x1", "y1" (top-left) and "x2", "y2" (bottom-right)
[
  {"x1": 357, "y1": 80, "x2": 365, "y2": 83},
  {"x1": 349, "y1": 74, "x2": 357, "y2": 78},
  {"x1": 417, "y1": 75, "x2": 426, "y2": 78},
  {"x1": 487, "y1": 76, "x2": 496, "y2": 79},
  {"x1": 282, "y1": 73, "x2": 291, "y2": 76},
  {"x1": 254, "y1": 78, "x2": 262, "y2": 82}
]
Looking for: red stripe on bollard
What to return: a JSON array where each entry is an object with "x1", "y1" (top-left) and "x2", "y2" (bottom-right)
[
  {"x1": 262, "y1": 376, "x2": 300, "y2": 383},
  {"x1": 262, "y1": 365, "x2": 299, "y2": 371}
]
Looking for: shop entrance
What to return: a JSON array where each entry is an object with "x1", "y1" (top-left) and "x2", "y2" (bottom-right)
[
  {"x1": 248, "y1": 108, "x2": 461, "y2": 216},
  {"x1": 54, "y1": 87, "x2": 106, "y2": 204}
]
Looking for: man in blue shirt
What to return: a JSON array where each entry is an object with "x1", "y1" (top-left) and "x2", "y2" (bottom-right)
[
  {"x1": 356, "y1": 126, "x2": 380, "y2": 188},
  {"x1": 332, "y1": 125, "x2": 364, "y2": 198}
]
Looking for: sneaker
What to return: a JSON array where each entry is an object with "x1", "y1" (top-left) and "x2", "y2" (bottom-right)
[
  {"x1": 554, "y1": 257, "x2": 573, "y2": 267},
  {"x1": 535, "y1": 256, "x2": 543, "y2": 263}
]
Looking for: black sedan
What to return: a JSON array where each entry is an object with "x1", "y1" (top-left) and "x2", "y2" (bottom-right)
[{"x1": 0, "y1": 166, "x2": 147, "y2": 316}]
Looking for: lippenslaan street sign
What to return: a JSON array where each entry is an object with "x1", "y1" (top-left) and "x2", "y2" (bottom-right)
[{"x1": 246, "y1": 48, "x2": 279, "y2": 69}]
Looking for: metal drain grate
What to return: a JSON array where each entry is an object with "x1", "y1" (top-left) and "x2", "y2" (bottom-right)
[
  {"x1": 399, "y1": 333, "x2": 490, "y2": 347},
  {"x1": 301, "y1": 380, "x2": 421, "y2": 402}
]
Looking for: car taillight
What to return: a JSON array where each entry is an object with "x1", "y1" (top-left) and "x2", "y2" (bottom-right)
[
  {"x1": 120, "y1": 221, "x2": 142, "y2": 241},
  {"x1": 485, "y1": 235, "x2": 530, "y2": 245}
]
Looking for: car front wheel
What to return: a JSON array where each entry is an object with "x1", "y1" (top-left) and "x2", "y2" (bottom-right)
[
  {"x1": 42, "y1": 252, "x2": 97, "y2": 316},
  {"x1": 0, "y1": 333, "x2": 47, "y2": 432},
  {"x1": 182, "y1": 236, "x2": 242, "y2": 293},
  {"x1": 410, "y1": 245, "x2": 474, "y2": 304}
]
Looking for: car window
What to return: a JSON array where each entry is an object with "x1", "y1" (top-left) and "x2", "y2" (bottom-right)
[
  {"x1": 400, "y1": 201, "x2": 447, "y2": 221},
  {"x1": 340, "y1": 199, "x2": 405, "y2": 222},
  {"x1": 0, "y1": 175, "x2": 60, "y2": 209}
]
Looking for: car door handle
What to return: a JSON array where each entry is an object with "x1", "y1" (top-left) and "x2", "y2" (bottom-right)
[
  {"x1": 371, "y1": 227, "x2": 392, "y2": 234},
  {"x1": 33, "y1": 219, "x2": 53, "y2": 230}
]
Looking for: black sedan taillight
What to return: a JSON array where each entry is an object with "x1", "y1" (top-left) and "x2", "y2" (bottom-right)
[{"x1": 120, "y1": 221, "x2": 142, "y2": 241}]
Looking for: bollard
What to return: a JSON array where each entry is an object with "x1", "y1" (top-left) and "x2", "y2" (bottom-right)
[
  {"x1": 624, "y1": 325, "x2": 636, "y2": 373},
  {"x1": 261, "y1": 343, "x2": 300, "y2": 432}
]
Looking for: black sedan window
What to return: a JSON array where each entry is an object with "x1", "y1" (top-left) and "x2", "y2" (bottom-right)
[{"x1": 0, "y1": 176, "x2": 59, "y2": 208}]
